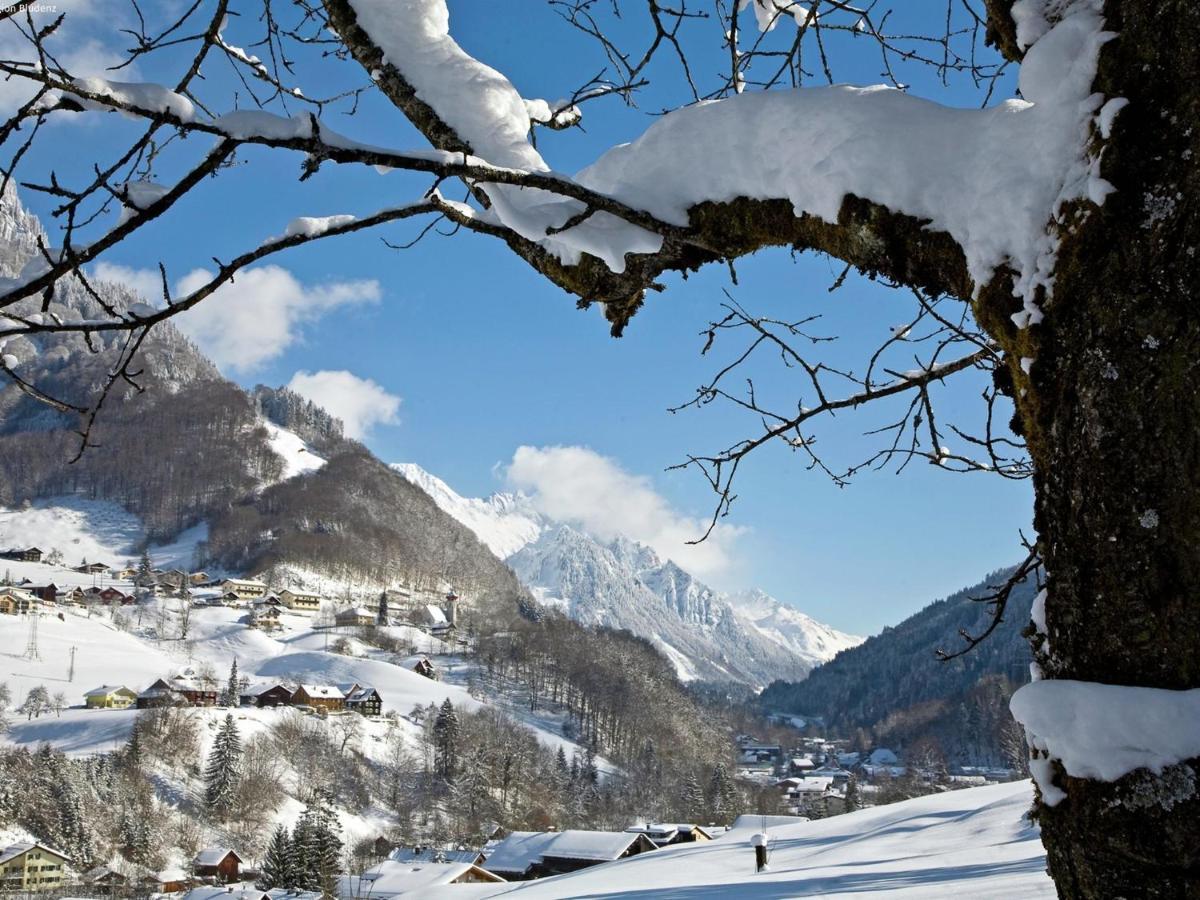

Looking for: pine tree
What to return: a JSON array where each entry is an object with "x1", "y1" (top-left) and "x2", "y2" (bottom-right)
[
  {"x1": 708, "y1": 763, "x2": 733, "y2": 825},
  {"x1": 433, "y1": 698, "x2": 459, "y2": 781},
  {"x1": 204, "y1": 714, "x2": 242, "y2": 819},
  {"x1": 681, "y1": 772, "x2": 704, "y2": 822},
  {"x1": 377, "y1": 591, "x2": 388, "y2": 625},
  {"x1": 221, "y1": 659, "x2": 240, "y2": 708},
  {"x1": 844, "y1": 774, "x2": 862, "y2": 812},
  {"x1": 135, "y1": 549, "x2": 153, "y2": 586},
  {"x1": 293, "y1": 789, "x2": 342, "y2": 891},
  {"x1": 124, "y1": 719, "x2": 142, "y2": 772},
  {"x1": 259, "y1": 825, "x2": 295, "y2": 890}
]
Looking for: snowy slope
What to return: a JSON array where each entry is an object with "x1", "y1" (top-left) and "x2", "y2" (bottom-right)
[
  {"x1": 263, "y1": 422, "x2": 326, "y2": 481},
  {"x1": 392, "y1": 463, "x2": 861, "y2": 686},
  {"x1": 0, "y1": 496, "x2": 205, "y2": 572},
  {"x1": 426, "y1": 781, "x2": 1051, "y2": 899},
  {"x1": 0, "y1": 604, "x2": 607, "y2": 771}
]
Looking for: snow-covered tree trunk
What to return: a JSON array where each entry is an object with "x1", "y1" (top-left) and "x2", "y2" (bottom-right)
[{"x1": 997, "y1": 3, "x2": 1200, "y2": 894}]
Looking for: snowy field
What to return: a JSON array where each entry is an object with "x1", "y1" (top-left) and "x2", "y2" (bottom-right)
[{"x1": 424, "y1": 781, "x2": 1051, "y2": 899}]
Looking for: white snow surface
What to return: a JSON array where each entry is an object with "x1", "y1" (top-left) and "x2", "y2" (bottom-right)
[
  {"x1": 425, "y1": 781, "x2": 1052, "y2": 898},
  {"x1": 346, "y1": 0, "x2": 1112, "y2": 305},
  {"x1": 1010, "y1": 679, "x2": 1200, "y2": 784},
  {"x1": 263, "y1": 422, "x2": 326, "y2": 480},
  {"x1": 392, "y1": 463, "x2": 545, "y2": 559},
  {"x1": 0, "y1": 497, "x2": 204, "y2": 571}
]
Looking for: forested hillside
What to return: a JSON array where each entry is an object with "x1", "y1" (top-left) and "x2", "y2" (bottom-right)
[{"x1": 759, "y1": 569, "x2": 1037, "y2": 765}]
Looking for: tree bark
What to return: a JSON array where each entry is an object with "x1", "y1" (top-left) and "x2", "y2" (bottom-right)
[{"x1": 983, "y1": 1, "x2": 1200, "y2": 895}]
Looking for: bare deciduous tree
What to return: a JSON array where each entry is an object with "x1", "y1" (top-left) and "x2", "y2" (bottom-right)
[{"x1": 0, "y1": 1, "x2": 1194, "y2": 893}]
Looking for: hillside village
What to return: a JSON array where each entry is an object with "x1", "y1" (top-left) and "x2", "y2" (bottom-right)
[{"x1": 0, "y1": 528, "x2": 1033, "y2": 899}]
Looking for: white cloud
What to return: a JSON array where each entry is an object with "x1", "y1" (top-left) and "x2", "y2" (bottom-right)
[
  {"x1": 286, "y1": 369, "x2": 401, "y2": 440},
  {"x1": 93, "y1": 262, "x2": 380, "y2": 373},
  {"x1": 505, "y1": 445, "x2": 742, "y2": 579}
]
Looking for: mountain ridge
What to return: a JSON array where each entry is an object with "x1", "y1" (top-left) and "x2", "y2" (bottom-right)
[{"x1": 392, "y1": 461, "x2": 863, "y2": 687}]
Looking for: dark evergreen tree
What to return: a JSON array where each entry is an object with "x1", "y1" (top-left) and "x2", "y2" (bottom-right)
[
  {"x1": 259, "y1": 825, "x2": 295, "y2": 890},
  {"x1": 844, "y1": 775, "x2": 862, "y2": 813},
  {"x1": 135, "y1": 548, "x2": 153, "y2": 587},
  {"x1": 203, "y1": 714, "x2": 242, "y2": 819},
  {"x1": 681, "y1": 772, "x2": 705, "y2": 822},
  {"x1": 377, "y1": 591, "x2": 388, "y2": 625},
  {"x1": 221, "y1": 659, "x2": 240, "y2": 708},
  {"x1": 433, "y1": 698, "x2": 459, "y2": 781}
]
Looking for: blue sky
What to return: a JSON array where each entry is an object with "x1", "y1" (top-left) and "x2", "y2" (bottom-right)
[{"x1": 22, "y1": 1, "x2": 1032, "y2": 635}]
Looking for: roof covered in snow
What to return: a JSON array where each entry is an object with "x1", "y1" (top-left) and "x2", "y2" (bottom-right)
[
  {"x1": 0, "y1": 842, "x2": 71, "y2": 865},
  {"x1": 356, "y1": 859, "x2": 503, "y2": 894},
  {"x1": 297, "y1": 684, "x2": 344, "y2": 699},
  {"x1": 481, "y1": 832, "x2": 559, "y2": 874},
  {"x1": 193, "y1": 847, "x2": 240, "y2": 867}
]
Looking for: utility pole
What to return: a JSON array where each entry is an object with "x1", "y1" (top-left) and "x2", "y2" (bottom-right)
[
  {"x1": 67, "y1": 645, "x2": 77, "y2": 682},
  {"x1": 22, "y1": 610, "x2": 40, "y2": 661}
]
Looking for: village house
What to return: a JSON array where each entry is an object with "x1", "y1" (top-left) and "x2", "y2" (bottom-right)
[
  {"x1": 192, "y1": 848, "x2": 241, "y2": 884},
  {"x1": 0, "y1": 588, "x2": 35, "y2": 615},
  {"x1": 335, "y1": 606, "x2": 374, "y2": 628},
  {"x1": 75, "y1": 561, "x2": 110, "y2": 574},
  {"x1": 349, "y1": 858, "x2": 504, "y2": 896},
  {"x1": 292, "y1": 684, "x2": 345, "y2": 712},
  {"x1": 181, "y1": 887, "x2": 267, "y2": 900},
  {"x1": 84, "y1": 685, "x2": 138, "y2": 709},
  {"x1": 170, "y1": 677, "x2": 218, "y2": 706},
  {"x1": 482, "y1": 830, "x2": 657, "y2": 881},
  {"x1": 98, "y1": 586, "x2": 135, "y2": 605},
  {"x1": 624, "y1": 823, "x2": 713, "y2": 848},
  {"x1": 140, "y1": 866, "x2": 192, "y2": 894},
  {"x1": 26, "y1": 584, "x2": 58, "y2": 604},
  {"x1": 386, "y1": 847, "x2": 486, "y2": 866},
  {"x1": 343, "y1": 685, "x2": 383, "y2": 717},
  {"x1": 188, "y1": 571, "x2": 210, "y2": 585},
  {"x1": 218, "y1": 578, "x2": 268, "y2": 600},
  {"x1": 249, "y1": 606, "x2": 282, "y2": 629},
  {"x1": 0, "y1": 842, "x2": 71, "y2": 891},
  {"x1": 137, "y1": 678, "x2": 185, "y2": 708},
  {"x1": 411, "y1": 656, "x2": 437, "y2": 680},
  {"x1": 244, "y1": 684, "x2": 294, "y2": 707},
  {"x1": 82, "y1": 865, "x2": 127, "y2": 889},
  {"x1": 1, "y1": 547, "x2": 42, "y2": 563},
  {"x1": 279, "y1": 588, "x2": 322, "y2": 612}
]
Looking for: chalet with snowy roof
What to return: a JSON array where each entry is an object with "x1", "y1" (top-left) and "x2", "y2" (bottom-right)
[
  {"x1": 482, "y1": 830, "x2": 657, "y2": 880},
  {"x1": 789, "y1": 755, "x2": 817, "y2": 775},
  {"x1": 75, "y1": 561, "x2": 110, "y2": 574},
  {"x1": 335, "y1": 606, "x2": 374, "y2": 628},
  {"x1": 238, "y1": 684, "x2": 293, "y2": 707},
  {"x1": 343, "y1": 685, "x2": 382, "y2": 717},
  {"x1": 82, "y1": 865, "x2": 127, "y2": 888},
  {"x1": 0, "y1": 588, "x2": 35, "y2": 615},
  {"x1": 250, "y1": 606, "x2": 283, "y2": 629},
  {"x1": 0, "y1": 842, "x2": 71, "y2": 891},
  {"x1": 181, "y1": 885, "x2": 267, "y2": 900},
  {"x1": 624, "y1": 823, "x2": 713, "y2": 848},
  {"x1": 387, "y1": 847, "x2": 486, "y2": 866},
  {"x1": 279, "y1": 588, "x2": 322, "y2": 612},
  {"x1": 99, "y1": 586, "x2": 135, "y2": 605},
  {"x1": 1, "y1": 547, "x2": 42, "y2": 563},
  {"x1": 292, "y1": 684, "x2": 345, "y2": 711},
  {"x1": 26, "y1": 584, "x2": 58, "y2": 603},
  {"x1": 171, "y1": 677, "x2": 218, "y2": 706},
  {"x1": 193, "y1": 848, "x2": 242, "y2": 883},
  {"x1": 189, "y1": 571, "x2": 210, "y2": 585},
  {"x1": 84, "y1": 685, "x2": 137, "y2": 709},
  {"x1": 348, "y1": 858, "x2": 504, "y2": 896},
  {"x1": 140, "y1": 867, "x2": 192, "y2": 893},
  {"x1": 411, "y1": 656, "x2": 437, "y2": 680},
  {"x1": 417, "y1": 603, "x2": 450, "y2": 633},
  {"x1": 137, "y1": 678, "x2": 185, "y2": 708},
  {"x1": 256, "y1": 594, "x2": 284, "y2": 608},
  {"x1": 219, "y1": 578, "x2": 268, "y2": 600}
]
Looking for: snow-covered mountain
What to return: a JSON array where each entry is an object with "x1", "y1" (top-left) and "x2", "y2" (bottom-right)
[{"x1": 392, "y1": 463, "x2": 863, "y2": 686}]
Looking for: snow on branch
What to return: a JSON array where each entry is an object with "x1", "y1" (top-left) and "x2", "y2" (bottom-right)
[{"x1": 1011, "y1": 679, "x2": 1200, "y2": 805}]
